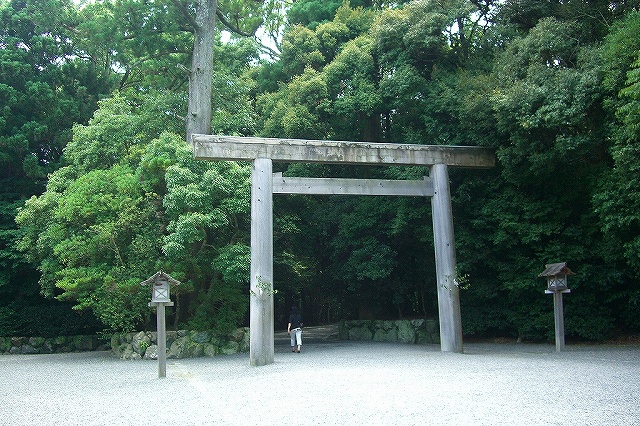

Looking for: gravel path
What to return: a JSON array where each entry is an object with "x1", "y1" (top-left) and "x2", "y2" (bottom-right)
[{"x1": 1, "y1": 337, "x2": 638, "y2": 425}]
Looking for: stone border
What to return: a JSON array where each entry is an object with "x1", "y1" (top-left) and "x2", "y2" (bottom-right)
[
  {"x1": 338, "y1": 319, "x2": 439, "y2": 344},
  {"x1": 111, "y1": 327, "x2": 250, "y2": 360},
  {"x1": 0, "y1": 335, "x2": 107, "y2": 354},
  {"x1": 2, "y1": 322, "x2": 434, "y2": 358},
  {"x1": 1, "y1": 327, "x2": 250, "y2": 359}
]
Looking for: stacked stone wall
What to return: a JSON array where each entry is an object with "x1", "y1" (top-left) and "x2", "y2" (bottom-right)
[
  {"x1": 110, "y1": 327, "x2": 250, "y2": 360},
  {"x1": 338, "y1": 319, "x2": 439, "y2": 344},
  {"x1": 3, "y1": 321, "x2": 434, "y2": 358},
  {"x1": 1, "y1": 327, "x2": 250, "y2": 359},
  {"x1": 0, "y1": 335, "x2": 106, "y2": 354}
]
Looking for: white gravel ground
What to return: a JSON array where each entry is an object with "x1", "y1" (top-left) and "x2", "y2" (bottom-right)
[{"x1": 1, "y1": 339, "x2": 638, "y2": 426}]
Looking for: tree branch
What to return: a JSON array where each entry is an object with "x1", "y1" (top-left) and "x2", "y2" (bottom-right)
[
  {"x1": 177, "y1": 63, "x2": 192, "y2": 74},
  {"x1": 257, "y1": 41, "x2": 280, "y2": 60},
  {"x1": 216, "y1": 9, "x2": 262, "y2": 37},
  {"x1": 169, "y1": 0, "x2": 199, "y2": 30}
]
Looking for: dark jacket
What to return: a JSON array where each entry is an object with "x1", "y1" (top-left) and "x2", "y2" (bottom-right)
[{"x1": 289, "y1": 310, "x2": 302, "y2": 329}]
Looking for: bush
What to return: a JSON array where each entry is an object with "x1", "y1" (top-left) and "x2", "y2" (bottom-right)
[
  {"x1": 0, "y1": 300, "x2": 102, "y2": 337},
  {"x1": 185, "y1": 281, "x2": 248, "y2": 335}
]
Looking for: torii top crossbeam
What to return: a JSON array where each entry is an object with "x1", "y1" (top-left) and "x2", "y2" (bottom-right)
[{"x1": 192, "y1": 135, "x2": 495, "y2": 168}]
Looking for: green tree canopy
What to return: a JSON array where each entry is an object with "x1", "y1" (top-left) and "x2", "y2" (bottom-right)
[
  {"x1": 0, "y1": 0, "x2": 112, "y2": 318},
  {"x1": 16, "y1": 92, "x2": 253, "y2": 332},
  {"x1": 6, "y1": 0, "x2": 640, "y2": 342}
]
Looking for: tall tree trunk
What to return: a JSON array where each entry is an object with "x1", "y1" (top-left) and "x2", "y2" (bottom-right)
[{"x1": 186, "y1": 0, "x2": 217, "y2": 142}]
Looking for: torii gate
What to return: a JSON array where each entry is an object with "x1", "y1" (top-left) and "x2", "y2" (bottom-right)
[{"x1": 192, "y1": 135, "x2": 495, "y2": 366}]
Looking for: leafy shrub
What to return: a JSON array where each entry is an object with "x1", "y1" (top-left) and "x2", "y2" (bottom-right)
[
  {"x1": 0, "y1": 301, "x2": 102, "y2": 337},
  {"x1": 186, "y1": 280, "x2": 248, "y2": 335}
]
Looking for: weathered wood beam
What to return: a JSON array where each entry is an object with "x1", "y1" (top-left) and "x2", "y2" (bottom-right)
[
  {"x1": 273, "y1": 173, "x2": 434, "y2": 196},
  {"x1": 431, "y1": 164, "x2": 463, "y2": 353},
  {"x1": 250, "y1": 158, "x2": 274, "y2": 366},
  {"x1": 193, "y1": 135, "x2": 495, "y2": 168}
]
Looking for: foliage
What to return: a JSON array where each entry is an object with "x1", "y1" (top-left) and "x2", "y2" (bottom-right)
[
  {"x1": 253, "y1": 0, "x2": 640, "y2": 340},
  {"x1": 0, "y1": 301, "x2": 102, "y2": 337},
  {"x1": 0, "y1": 0, "x2": 115, "y2": 327},
  {"x1": 287, "y1": 0, "x2": 345, "y2": 29},
  {"x1": 5, "y1": 0, "x2": 640, "y2": 341},
  {"x1": 4, "y1": 0, "x2": 265, "y2": 334},
  {"x1": 16, "y1": 163, "x2": 157, "y2": 331},
  {"x1": 592, "y1": 12, "x2": 640, "y2": 330},
  {"x1": 186, "y1": 277, "x2": 247, "y2": 334},
  {"x1": 16, "y1": 90, "x2": 253, "y2": 332}
]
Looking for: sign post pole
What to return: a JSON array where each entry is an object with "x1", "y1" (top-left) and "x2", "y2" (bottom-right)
[
  {"x1": 156, "y1": 302, "x2": 168, "y2": 377},
  {"x1": 141, "y1": 271, "x2": 180, "y2": 377}
]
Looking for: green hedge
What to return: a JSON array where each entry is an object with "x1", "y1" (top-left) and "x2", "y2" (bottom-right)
[{"x1": 0, "y1": 301, "x2": 102, "y2": 337}]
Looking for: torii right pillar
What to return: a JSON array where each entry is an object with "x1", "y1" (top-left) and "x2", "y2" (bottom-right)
[{"x1": 431, "y1": 163, "x2": 463, "y2": 353}]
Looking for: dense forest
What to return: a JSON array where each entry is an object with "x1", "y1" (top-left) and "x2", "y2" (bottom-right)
[{"x1": 1, "y1": 0, "x2": 639, "y2": 342}]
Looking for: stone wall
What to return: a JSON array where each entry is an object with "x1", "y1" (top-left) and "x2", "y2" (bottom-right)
[
  {"x1": 0, "y1": 335, "x2": 106, "y2": 354},
  {"x1": 1, "y1": 327, "x2": 250, "y2": 359},
  {"x1": 111, "y1": 327, "x2": 250, "y2": 360},
  {"x1": 2, "y1": 321, "x2": 435, "y2": 357},
  {"x1": 338, "y1": 319, "x2": 439, "y2": 344}
]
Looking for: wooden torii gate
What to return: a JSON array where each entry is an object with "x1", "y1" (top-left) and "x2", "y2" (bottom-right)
[{"x1": 193, "y1": 135, "x2": 495, "y2": 366}]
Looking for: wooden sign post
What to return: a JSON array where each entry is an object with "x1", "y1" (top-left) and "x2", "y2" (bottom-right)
[
  {"x1": 141, "y1": 271, "x2": 181, "y2": 377},
  {"x1": 539, "y1": 262, "x2": 574, "y2": 352}
]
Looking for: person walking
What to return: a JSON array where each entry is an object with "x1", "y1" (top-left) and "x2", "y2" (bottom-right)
[{"x1": 287, "y1": 306, "x2": 303, "y2": 353}]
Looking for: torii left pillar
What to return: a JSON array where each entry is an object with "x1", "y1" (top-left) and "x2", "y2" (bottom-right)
[
  {"x1": 249, "y1": 158, "x2": 274, "y2": 366},
  {"x1": 431, "y1": 164, "x2": 463, "y2": 353}
]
